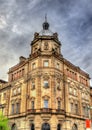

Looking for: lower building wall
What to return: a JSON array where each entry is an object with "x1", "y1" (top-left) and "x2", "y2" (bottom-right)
[{"x1": 9, "y1": 114, "x2": 86, "y2": 130}]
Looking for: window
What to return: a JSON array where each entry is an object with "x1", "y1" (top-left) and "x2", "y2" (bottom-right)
[
  {"x1": 13, "y1": 89, "x2": 16, "y2": 96},
  {"x1": 57, "y1": 101, "x2": 61, "y2": 110},
  {"x1": 17, "y1": 87, "x2": 21, "y2": 94},
  {"x1": 0, "y1": 95, "x2": 1, "y2": 103},
  {"x1": 69, "y1": 87, "x2": 72, "y2": 93},
  {"x1": 16, "y1": 103, "x2": 20, "y2": 114},
  {"x1": 11, "y1": 123, "x2": 17, "y2": 130},
  {"x1": 44, "y1": 100, "x2": 48, "y2": 108},
  {"x1": 72, "y1": 124, "x2": 78, "y2": 130},
  {"x1": 75, "y1": 104, "x2": 78, "y2": 114},
  {"x1": 32, "y1": 63, "x2": 36, "y2": 69},
  {"x1": 57, "y1": 63, "x2": 60, "y2": 69},
  {"x1": 42, "y1": 123, "x2": 50, "y2": 130},
  {"x1": 11, "y1": 104, "x2": 15, "y2": 114},
  {"x1": 44, "y1": 61, "x2": 49, "y2": 67},
  {"x1": 22, "y1": 69, "x2": 25, "y2": 76},
  {"x1": 31, "y1": 101, "x2": 34, "y2": 109},
  {"x1": 82, "y1": 106, "x2": 86, "y2": 116},
  {"x1": 70, "y1": 103, "x2": 73, "y2": 112},
  {"x1": 74, "y1": 89, "x2": 77, "y2": 96},
  {"x1": 31, "y1": 82, "x2": 35, "y2": 89},
  {"x1": 44, "y1": 80, "x2": 49, "y2": 88},
  {"x1": 3, "y1": 93, "x2": 6, "y2": 100}
]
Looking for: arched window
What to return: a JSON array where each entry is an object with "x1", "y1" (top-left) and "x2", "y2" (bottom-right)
[
  {"x1": 57, "y1": 124, "x2": 61, "y2": 130},
  {"x1": 42, "y1": 123, "x2": 50, "y2": 130},
  {"x1": 31, "y1": 123, "x2": 35, "y2": 130},
  {"x1": 11, "y1": 123, "x2": 17, "y2": 130},
  {"x1": 72, "y1": 124, "x2": 78, "y2": 130}
]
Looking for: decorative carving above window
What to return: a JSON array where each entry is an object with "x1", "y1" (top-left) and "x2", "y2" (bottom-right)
[
  {"x1": 43, "y1": 74, "x2": 49, "y2": 80},
  {"x1": 42, "y1": 95, "x2": 50, "y2": 99},
  {"x1": 44, "y1": 42, "x2": 49, "y2": 50}
]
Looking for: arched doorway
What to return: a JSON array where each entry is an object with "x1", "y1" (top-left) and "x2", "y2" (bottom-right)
[
  {"x1": 57, "y1": 124, "x2": 61, "y2": 130},
  {"x1": 72, "y1": 124, "x2": 78, "y2": 130},
  {"x1": 11, "y1": 123, "x2": 17, "y2": 130},
  {"x1": 31, "y1": 123, "x2": 35, "y2": 130},
  {"x1": 42, "y1": 123, "x2": 50, "y2": 130}
]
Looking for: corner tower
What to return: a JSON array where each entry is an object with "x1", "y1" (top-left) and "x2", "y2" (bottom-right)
[{"x1": 30, "y1": 17, "x2": 62, "y2": 56}]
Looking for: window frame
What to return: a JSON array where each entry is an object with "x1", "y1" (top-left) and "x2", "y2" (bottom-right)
[
  {"x1": 43, "y1": 60, "x2": 49, "y2": 67},
  {"x1": 44, "y1": 99, "x2": 48, "y2": 108}
]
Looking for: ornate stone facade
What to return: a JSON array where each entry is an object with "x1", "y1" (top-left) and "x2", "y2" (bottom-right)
[{"x1": 0, "y1": 19, "x2": 91, "y2": 130}]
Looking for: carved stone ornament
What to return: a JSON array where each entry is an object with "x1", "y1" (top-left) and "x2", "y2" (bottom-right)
[
  {"x1": 43, "y1": 73, "x2": 50, "y2": 80},
  {"x1": 42, "y1": 95, "x2": 50, "y2": 99},
  {"x1": 30, "y1": 97, "x2": 35, "y2": 101},
  {"x1": 44, "y1": 42, "x2": 49, "y2": 50}
]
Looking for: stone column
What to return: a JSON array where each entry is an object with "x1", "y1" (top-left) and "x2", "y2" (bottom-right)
[{"x1": 36, "y1": 74, "x2": 41, "y2": 110}]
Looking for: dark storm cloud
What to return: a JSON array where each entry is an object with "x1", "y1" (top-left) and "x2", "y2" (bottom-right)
[{"x1": 0, "y1": 0, "x2": 92, "y2": 84}]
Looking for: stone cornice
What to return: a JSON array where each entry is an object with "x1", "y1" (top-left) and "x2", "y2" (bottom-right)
[
  {"x1": 64, "y1": 58, "x2": 90, "y2": 79},
  {"x1": 31, "y1": 35, "x2": 61, "y2": 46}
]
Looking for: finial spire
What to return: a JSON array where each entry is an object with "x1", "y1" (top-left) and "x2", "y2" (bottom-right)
[
  {"x1": 45, "y1": 13, "x2": 47, "y2": 22},
  {"x1": 43, "y1": 14, "x2": 49, "y2": 30}
]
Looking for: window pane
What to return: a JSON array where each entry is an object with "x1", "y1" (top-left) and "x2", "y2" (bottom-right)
[
  {"x1": 58, "y1": 101, "x2": 61, "y2": 109},
  {"x1": 16, "y1": 103, "x2": 20, "y2": 114},
  {"x1": 75, "y1": 104, "x2": 78, "y2": 114},
  {"x1": 44, "y1": 100, "x2": 48, "y2": 108},
  {"x1": 32, "y1": 63, "x2": 36, "y2": 69},
  {"x1": 32, "y1": 82, "x2": 35, "y2": 89},
  {"x1": 57, "y1": 63, "x2": 60, "y2": 69},
  {"x1": 44, "y1": 61, "x2": 48, "y2": 67},
  {"x1": 12, "y1": 104, "x2": 14, "y2": 114},
  {"x1": 17, "y1": 87, "x2": 21, "y2": 93},
  {"x1": 70, "y1": 103, "x2": 73, "y2": 112},
  {"x1": 44, "y1": 81, "x2": 49, "y2": 87},
  {"x1": 31, "y1": 101, "x2": 34, "y2": 109}
]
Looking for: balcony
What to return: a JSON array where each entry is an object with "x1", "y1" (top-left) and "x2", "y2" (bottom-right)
[
  {"x1": 40, "y1": 108, "x2": 52, "y2": 113},
  {"x1": 27, "y1": 109, "x2": 36, "y2": 113},
  {"x1": 56, "y1": 109, "x2": 65, "y2": 114}
]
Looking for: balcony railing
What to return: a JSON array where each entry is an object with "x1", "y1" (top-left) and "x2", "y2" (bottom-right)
[
  {"x1": 40, "y1": 108, "x2": 52, "y2": 113},
  {"x1": 27, "y1": 109, "x2": 36, "y2": 113},
  {"x1": 56, "y1": 109, "x2": 65, "y2": 114}
]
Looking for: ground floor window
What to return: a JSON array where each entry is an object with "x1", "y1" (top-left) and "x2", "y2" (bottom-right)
[
  {"x1": 72, "y1": 124, "x2": 78, "y2": 130},
  {"x1": 42, "y1": 123, "x2": 50, "y2": 130},
  {"x1": 11, "y1": 123, "x2": 17, "y2": 130}
]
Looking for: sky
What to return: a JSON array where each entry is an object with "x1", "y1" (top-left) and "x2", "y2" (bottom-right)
[{"x1": 0, "y1": 0, "x2": 92, "y2": 85}]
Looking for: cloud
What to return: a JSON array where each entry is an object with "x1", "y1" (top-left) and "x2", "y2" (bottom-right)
[{"x1": 0, "y1": 0, "x2": 92, "y2": 85}]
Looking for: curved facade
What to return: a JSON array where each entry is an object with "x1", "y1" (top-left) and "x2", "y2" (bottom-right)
[{"x1": 0, "y1": 20, "x2": 91, "y2": 130}]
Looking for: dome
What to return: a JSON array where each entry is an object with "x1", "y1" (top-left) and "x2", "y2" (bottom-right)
[{"x1": 43, "y1": 21, "x2": 49, "y2": 30}]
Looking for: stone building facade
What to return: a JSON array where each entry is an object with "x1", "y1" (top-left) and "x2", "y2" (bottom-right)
[
  {"x1": 90, "y1": 87, "x2": 92, "y2": 119},
  {"x1": 0, "y1": 19, "x2": 91, "y2": 130}
]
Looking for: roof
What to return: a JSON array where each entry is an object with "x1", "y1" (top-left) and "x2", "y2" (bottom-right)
[{"x1": 0, "y1": 79, "x2": 7, "y2": 83}]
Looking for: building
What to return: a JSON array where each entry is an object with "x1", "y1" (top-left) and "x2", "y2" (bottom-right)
[
  {"x1": 0, "y1": 18, "x2": 91, "y2": 130},
  {"x1": 90, "y1": 87, "x2": 92, "y2": 119}
]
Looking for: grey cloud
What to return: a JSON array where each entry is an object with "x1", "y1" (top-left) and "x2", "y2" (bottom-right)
[{"x1": 0, "y1": 0, "x2": 92, "y2": 84}]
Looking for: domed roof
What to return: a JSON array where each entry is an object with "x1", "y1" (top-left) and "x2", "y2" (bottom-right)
[{"x1": 43, "y1": 21, "x2": 49, "y2": 30}]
